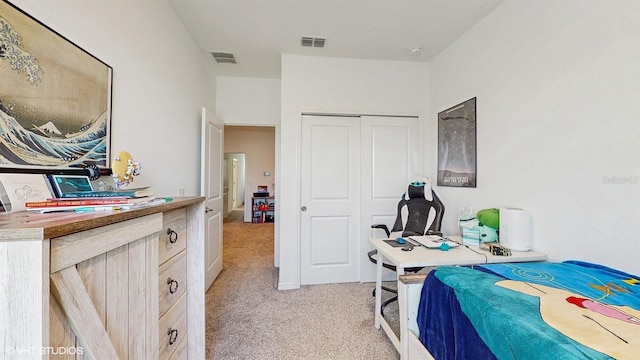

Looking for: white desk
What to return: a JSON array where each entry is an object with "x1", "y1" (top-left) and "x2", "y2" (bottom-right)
[{"x1": 369, "y1": 236, "x2": 547, "y2": 359}]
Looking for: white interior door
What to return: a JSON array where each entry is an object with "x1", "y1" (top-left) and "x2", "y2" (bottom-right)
[
  {"x1": 232, "y1": 159, "x2": 238, "y2": 208},
  {"x1": 222, "y1": 157, "x2": 229, "y2": 217},
  {"x1": 300, "y1": 115, "x2": 360, "y2": 285},
  {"x1": 201, "y1": 107, "x2": 224, "y2": 290},
  {"x1": 360, "y1": 116, "x2": 419, "y2": 282}
]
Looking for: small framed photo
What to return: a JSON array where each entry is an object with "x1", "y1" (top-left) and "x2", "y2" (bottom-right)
[{"x1": 0, "y1": 173, "x2": 52, "y2": 212}]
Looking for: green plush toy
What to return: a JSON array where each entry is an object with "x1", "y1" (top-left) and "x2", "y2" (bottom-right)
[{"x1": 477, "y1": 208, "x2": 499, "y2": 243}]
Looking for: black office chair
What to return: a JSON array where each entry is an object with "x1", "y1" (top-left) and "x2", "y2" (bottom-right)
[{"x1": 368, "y1": 180, "x2": 445, "y2": 316}]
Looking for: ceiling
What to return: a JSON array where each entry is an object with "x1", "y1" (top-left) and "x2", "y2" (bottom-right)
[{"x1": 167, "y1": 0, "x2": 505, "y2": 79}]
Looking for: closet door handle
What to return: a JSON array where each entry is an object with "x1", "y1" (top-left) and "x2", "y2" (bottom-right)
[{"x1": 300, "y1": 206, "x2": 307, "y2": 212}]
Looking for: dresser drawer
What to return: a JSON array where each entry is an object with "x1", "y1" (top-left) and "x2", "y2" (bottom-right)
[
  {"x1": 159, "y1": 293, "x2": 187, "y2": 360},
  {"x1": 159, "y1": 208, "x2": 187, "y2": 265},
  {"x1": 159, "y1": 250, "x2": 187, "y2": 316}
]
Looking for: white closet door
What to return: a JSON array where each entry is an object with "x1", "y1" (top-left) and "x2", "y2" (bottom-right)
[
  {"x1": 360, "y1": 116, "x2": 419, "y2": 282},
  {"x1": 300, "y1": 115, "x2": 360, "y2": 285}
]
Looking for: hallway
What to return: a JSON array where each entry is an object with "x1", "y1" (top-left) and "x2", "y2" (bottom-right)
[{"x1": 223, "y1": 209, "x2": 245, "y2": 224}]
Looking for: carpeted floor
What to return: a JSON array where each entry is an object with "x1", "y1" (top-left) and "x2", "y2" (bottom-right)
[{"x1": 206, "y1": 210, "x2": 400, "y2": 359}]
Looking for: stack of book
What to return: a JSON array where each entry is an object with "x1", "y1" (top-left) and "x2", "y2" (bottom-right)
[
  {"x1": 26, "y1": 187, "x2": 159, "y2": 213},
  {"x1": 57, "y1": 186, "x2": 154, "y2": 199}
]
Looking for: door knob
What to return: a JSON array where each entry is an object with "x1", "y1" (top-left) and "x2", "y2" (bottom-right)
[
  {"x1": 205, "y1": 207, "x2": 213, "y2": 213},
  {"x1": 300, "y1": 206, "x2": 307, "y2": 211}
]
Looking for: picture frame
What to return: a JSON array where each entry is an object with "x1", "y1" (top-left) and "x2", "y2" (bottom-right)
[
  {"x1": 0, "y1": 0, "x2": 112, "y2": 169},
  {"x1": 0, "y1": 172, "x2": 52, "y2": 213},
  {"x1": 437, "y1": 97, "x2": 477, "y2": 187}
]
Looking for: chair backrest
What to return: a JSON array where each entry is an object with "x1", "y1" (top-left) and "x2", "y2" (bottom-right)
[{"x1": 389, "y1": 181, "x2": 445, "y2": 237}]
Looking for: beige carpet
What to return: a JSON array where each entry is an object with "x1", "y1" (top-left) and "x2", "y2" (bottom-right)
[{"x1": 205, "y1": 210, "x2": 400, "y2": 359}]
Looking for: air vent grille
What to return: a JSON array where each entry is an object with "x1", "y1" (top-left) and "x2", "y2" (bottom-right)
[
  {"x1": 301, "y1": 36, "x2": 326, "y2": 48},
  {"x1": 301, "y1": 37, "x2": 314, "y2": 47},
  {"x1": 211, "y1": 52, "x2": 237, "y2": 64}
]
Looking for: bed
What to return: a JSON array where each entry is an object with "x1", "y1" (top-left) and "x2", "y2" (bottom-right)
[{"x1": 398, "y1": 261, "x2": 639, "y2": 360}]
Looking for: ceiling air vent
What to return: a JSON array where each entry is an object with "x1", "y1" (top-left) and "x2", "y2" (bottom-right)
[
  {"x1": 211, "y1": 52, "x2": 237, "y2": 64},
  {"x1": 301, "y1": 36, "x2": 326, "y2": 48}
]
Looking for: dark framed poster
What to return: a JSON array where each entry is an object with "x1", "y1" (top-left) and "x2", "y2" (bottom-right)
[
  {"x1": 437, "y1": 97, "x2": 476, "y2": 187},
  {"x1": 0, "y1": 0, "x2": 112, "y2": 169}
]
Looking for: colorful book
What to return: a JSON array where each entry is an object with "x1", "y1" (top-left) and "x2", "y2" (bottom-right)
[
  {"x1": 46, "y1": 196, "x2": 131, "y2": 201},
  {"x1": 26, "y1": 198, "x2": 131, "y2": 208},
  {"x1": 27, "y1": 197, "x2": 165, "y2": 213},
  {"x1": 58, "y1": 187, "x2": 153, "y2": 199},
  {"x1": 27, "y1": 205, "x2": 120, "y2": 213}
]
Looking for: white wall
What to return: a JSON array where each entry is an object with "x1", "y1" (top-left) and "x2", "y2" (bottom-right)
[
  {"x1": 429, "y1": 0, "x2": 640, "y2": 274},
  {"x1": 279, "y1": 55, "x2": 430, "y2": 289},
  {"x1": 216, "y1": 76, "x2": 280, "y2": 126},
  {"x1": 12, "y1": 0, "x2": 217, "y2": 196}
]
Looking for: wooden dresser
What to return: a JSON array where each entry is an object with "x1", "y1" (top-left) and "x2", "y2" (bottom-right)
[{"x1": 0, "y1": 197, "x2": 205, "y2": 360}]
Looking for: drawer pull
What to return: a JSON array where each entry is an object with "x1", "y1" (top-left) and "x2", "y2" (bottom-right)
[
  {"x1": 167, "y1": 228, "x2": 178, "y2": 243},
  {"x1": 167, "y1": 278, "x2": 179, "y2": 294},
  {"x1": 167, "y1": 328, "x2": 179, "y2": 345}
]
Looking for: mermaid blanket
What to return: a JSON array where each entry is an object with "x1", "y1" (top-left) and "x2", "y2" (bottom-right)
[{"x1": 417, "y1": 261, "x2": 639, "y2": 359}]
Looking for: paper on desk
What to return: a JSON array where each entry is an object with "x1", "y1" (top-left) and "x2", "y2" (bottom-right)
[
  {"x1": 0, "y1": 174, "x2": 52, "y2": 213},
  {"x1": 409, "y1": 235, "x2": 460, "y2": 248}
]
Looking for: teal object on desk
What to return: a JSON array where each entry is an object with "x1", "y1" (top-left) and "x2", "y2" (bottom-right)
[
  {"x1": 439, "y1": 242, "x2": 450, "y2": 251},
  {"x1": 75, "y1": 207, "x2": 111, "y2": 213}
]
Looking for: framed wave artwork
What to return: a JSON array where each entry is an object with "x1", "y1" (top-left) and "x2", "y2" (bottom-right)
[{"x1": 0, "y1": 0, "x2": 112, "y2": 169}]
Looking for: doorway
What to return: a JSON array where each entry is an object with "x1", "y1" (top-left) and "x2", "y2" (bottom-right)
[
  {"x1": 224, "y1": 153, "x2": 246, "y2": 217},
  {"x1": 224, "y1": 126, "x2": 276, "y2": 222}
]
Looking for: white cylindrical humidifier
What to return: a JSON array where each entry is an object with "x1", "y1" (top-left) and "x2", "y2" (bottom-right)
[{"x1": 499, "y1": 208, "x2": 532, "y2": 251}]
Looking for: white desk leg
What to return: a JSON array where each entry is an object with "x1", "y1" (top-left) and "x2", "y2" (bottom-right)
[
  {"x1": 397, "y1": 265, "x2": 407, "y2": 360},
  {"x1": 374, "y1": 253, "x2": 383, "y2": 329}
]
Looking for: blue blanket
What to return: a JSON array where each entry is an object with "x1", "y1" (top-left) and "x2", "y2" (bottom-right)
[{"x1": 417, "y1": 261, "x2": 639, "y2": 360}]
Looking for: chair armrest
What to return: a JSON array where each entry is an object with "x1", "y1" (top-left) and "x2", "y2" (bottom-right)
[{"x1": 371, "y1": 224, "x2": 390, "y2": 237}]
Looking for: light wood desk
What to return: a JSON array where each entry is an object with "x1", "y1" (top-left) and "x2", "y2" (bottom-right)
[{"x1": 369, "y1": 236, "x2": 547, "y2": 358}]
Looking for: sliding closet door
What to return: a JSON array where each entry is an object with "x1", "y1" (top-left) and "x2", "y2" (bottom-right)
[
  {"x1": 360, "y1": 116, "x2": 419, "y2": 282},
  {"x1": 300, "y1": 114, "x2": 419, "y2": 285},
  {"x1": 300, "y1": 115, "x2": 360, "y2": 285}
]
